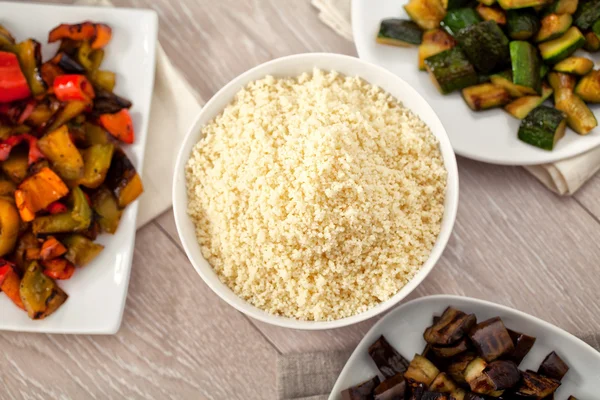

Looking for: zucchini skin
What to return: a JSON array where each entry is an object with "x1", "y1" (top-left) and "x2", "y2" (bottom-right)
[
  {"x1": 490, "y1": 70, "x2": 538, "y2": 96},
  {"x1": 418, "y1": 29, "x2": 457, "y2": 70},
  {"x1": 546, "y1": 0, "x2": 579, "y2": 14},
  {"x1": 538, "y1": 26, "x2": 585, "y2": 64},
  {"x1": 518, "y1": 105, "x2": 567, "y2": 150},
  {"x1": 476, "y1": 4, "x2": 508, "y2": 25},
  {"x1": 583, "y1": 31, "x2": 600, "y2": 51},
  {"x1": 425, "y1": 47, "x2": 479, "y2": 94},
  {"x1": 377, "y1": 19, "x2": 424, "y2": 46},
  {"x1": 506, "y1": 9, "x2": 540, "y2": 40},
  {"x1": 575, "y1": 70, "x2": 600, "y2": 103},
  {"x1": 535, "y1": 14, "x2": 573, "y2": 43},
  {"x1": 441, "y1": 8, "x2": 483, "y2": 36},
  {"x1": 504, "y1": 84, "x2": 553, "y2": 119},
  {"x1": 553, "y1": 56, "x2": 594, "y2": 75},
  {"x1": 498, "y1": 0, "x2": 548, "y2": 9},
  {"x1": 510, "y1": 41, "x2": 542, "y2": 93},
  {"x1": 456, "y1": 20, "x2": 510, "y2": 73},
  {"x1": 573, "y1": 0, "x2": 600, "y2": 30},
  {"x1": 462, "y1": 83, "x2": 512, "y2": 110}
]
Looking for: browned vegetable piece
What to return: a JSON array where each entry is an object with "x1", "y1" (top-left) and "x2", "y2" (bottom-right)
[
  {"x1": 62, "y1": 234, "x2": 104, "y2": 267},
  {"x1": 38, "y1": 125, "x2": 84, "y2": 181},
  {"x1": 374, "y1": 373, "x2": 407, "y2": 400},
  {"x1": 567, "y1": 396, "x2": 578, "y2": 400},
  {"x1": 465, "y1": 357, "x2": 494, "y2": 394},
  {"x1": 463, "y1": 393, "x2": 487, "y2": 400},
  {"x1": 15, "y1": 167, "x2": 69, "y2": 222},
  {"x1": 407, "y1": 385, "x2": 425, "y2": 400},
  {"x1": 447, "y1": 352, "x2": 477, "y2": 383},
  {"x1": 421, "y1": 392, "x2": 450, "y2": 400},
  {"x1": 45, "y1": 100, "x2": 89, "y2": 133},
  {"x1": 0, "y1": 179, "x2": 16, "y2": 197},
  {"x1": 83, "y1": 122, "x2": 111, "y2": 146},
  {"x1": 429, "y1": 372, "x2": 457, "y2": 393},
  {"x1": 91, "y1": 186, "x2": 122, "y2": 234},
  {"x1": 484, "y1": 360, "x2": 520, "y2": 390},
  {"x1": 2, "y1": 149, "x2": 28, "y2": 184},
  {"x1": 341, "y1": 376, "x2": 381, "y2": 400},
  {"x1": 469, "y1": 317, "x2": 514, "y2": 362},
  {"x1": 26, "y1": 98, "x2": 61, "y2": 128},
  {"x1": 14, "y1": 39, "x2": 47, "y2": 97},
  {"x1": 91, "y1": 88, "x2": 132, "y2": 116},
  {"x1": 424, "y1": 307, "x2": 476, "y2": 345},
  {"x1": 431, "y1": 338, "x2": 470, "y2": 358},
  {"x1": 31, "y1": 186, "x2": 91, "y2": 234},
  {"x1": 368, "y1": 335, "x2": 410, "y2": 378},
  {"x1": 506, "y1": 329, "x2": 536, "y2": 365},
  {"x1": 0, "y1": 198, "x2": 20, "y2": 257},
  {"x1": 77, "y1": 143, "x2": 114, "y2": 189},
  {"x1": 538, "y1": 351, "x2": 569, "y2": 381},
  {"x1": 405, "y1": 354, "x2": 440, "y2": 387},
  {"x1": 514, "y1": 370, "x2": 560, "y2": 398},
  {"x1": 40, "y1": 236, "x2": 67, "y2": 261},
  {"x1": 105, "y1": 148, "x2": 143, "y2": 208},
  {"x1": 13, "y1": 231, "x2": 39, "y2": 271},
  {"x1": 449, "y1": 388, "x2": 466, "y2": 400},
  {"x1": 19, "y1": 261, "x2": 67, "y2": 319}
]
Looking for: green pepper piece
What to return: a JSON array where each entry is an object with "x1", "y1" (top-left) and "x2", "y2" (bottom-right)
[
  {"x1": 14, "y1": 39, "x2": 47, "y2": 97},
  {"x1": 83, "y1": 122, "x2": 110, "y2": 146},
  {"x1": 0, "y1": 24, "x2": 16, "y2": 52},
  {"x1": 62, "y1": 234, "x2": 104, "y2": 267},
  {"x1": 77, "y1": 40, "x2": 94, "y2": 71},
  {"x1": 92, "y1": 186, "x2": 122, "y2": 234},
  {"x1": 79, "y1": 143, "x2": 114, "y2": 189},
  {"x1": 19, "y1": 261, "x2": 68, "y2": 319},
  {"x1": 32, "y1": 186, "x2": 92, "y2": 234}
]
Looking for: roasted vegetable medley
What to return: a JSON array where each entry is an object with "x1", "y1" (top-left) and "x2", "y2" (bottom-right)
[
  {"x1": 377, "y1": 0, "x2": 600, "y2": 151},
  {"x1": 0, "y1": 22, "x2": 143, "y2": 319},
  {"x1": 341, "y1": 307, "x2": 577, "y2": 399}
]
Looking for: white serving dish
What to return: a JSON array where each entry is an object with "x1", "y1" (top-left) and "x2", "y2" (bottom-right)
[
  {"x1": 352, "y1": 0, "x2": 600, "y2": 165},
  {"x1": 0, "y1": 2, "x2": 158, "y2": 334},
  {"x1": 173, "y1": 53, "x2": 459, "y2": 330},
  {"x1": 330, "y1": 295, "x2": 600, "y2": 399}
]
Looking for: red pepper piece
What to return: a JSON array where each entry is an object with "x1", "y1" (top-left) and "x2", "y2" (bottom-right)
[
  {"x1": 0, "y1": 51, "x2": 31, "y2": 103},
  {"x1": 0, "y1": 260, "x2": 25, "y2": 310},
  {"x1": 42, "y1": 258, "x2": 75, "y2": 280},
  {"x1": 99, "y1": 109, "x2": 134, "y2": 144},
  {"x1": 0, "y1": 262, "x2": 11, "y2": 287},
  {"x1": 53, "y1": 74, "x2": 95, "y2": 102},
  {"x1": 48, "y1": 22, "x2": 112, "y2": 49},
  {"x1": 46, "y1": 201, "x2": 68, "y2": 215},
  {"x1": 0, "y1": 133, "x2": 45, "y2": 165}
]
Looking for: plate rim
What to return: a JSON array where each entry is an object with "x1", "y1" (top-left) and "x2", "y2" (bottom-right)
[
  {"x1": 329, "y1": 294, "x2": 600, "y2": 399},
  {"x1": 351, "y1": 0, "x2": 600, "y2": 166}
]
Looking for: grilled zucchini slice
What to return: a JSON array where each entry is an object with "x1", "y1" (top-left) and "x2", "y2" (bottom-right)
[
  {"x1": 510, "y1": 41, "x2": 542, "y2": 93},
  {"x1": 455, "y1": 20, "x2": 510, "y2": 73},
  {"x1": 506, "y1": 9, "x2": 540, "y2": 39},
  {"x1": 535, "y1": 14, "x2": 572, "y2": 42},
  {"x1": 518, "y1": 105, "x2": 567, "y2": 150},
  {"x1": 405, "y1": 0, "x2": 447, "y2": 30},
  {"x1": 425, "y1": 47, "x2": 479, "y2": 93},
  {"x1": 547, "y1": 0, "x2": 579, "y2": 14},
  {"x1": 573, "y1": 0, "x2": 600, "y2": 29},
  {"x1": 479, "y1": 0, "x2": 497, "y2": 5},
  {"x1": 490, "y1": 70, "x2": 538, "y2": 96},
  {"x1": 505, "y1": 84, "x2": 553, "y2": 118},
  {"x1": 441, "y1": 8, "x2": 482, "y2": 36},
  {"x1": 539, "y1": 26, "x2": 585, "y2": 63},
  {"x1": 575, "y1": 70, "x2": 600, "y2": 102},
  {"x1": 462, "y1": 83, "x2": 512, "y2": 110},
  {"x1": 377, "y1": 19, "x2": 423, "y2": 47},
  {"x1": 553, "y1": 56, "x2": 594, "y2": 75},
  {"x1": 497, "y1": 0, "x2": 548, "y2": 9},
  {"x1": 583, "y1": 31, "x2": 600, "y2": 51},
  {"x1": 476, "y1": 4, "x2": 507, "y2": 24},
  {"x1": 419, "y1": 29, "x2": 457, "y2": 70},
  {"x1": 550, "y1": 72, "x2": 598, "y2": 134}
]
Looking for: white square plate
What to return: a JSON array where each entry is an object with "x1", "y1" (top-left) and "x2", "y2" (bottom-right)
[
  {"x1": 0, "y1": 1, "x2": 157, "y2": 334},
  {"x1": 330, "y1": 295, "x2": 600, "y2": 399}
]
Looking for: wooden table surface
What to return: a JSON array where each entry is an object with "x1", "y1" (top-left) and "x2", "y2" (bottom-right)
[{"x1": 2, "y1": 1, "x2": 600, "y2": 399}]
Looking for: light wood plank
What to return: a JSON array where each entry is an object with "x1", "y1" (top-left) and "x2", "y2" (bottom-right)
[
  {"x1": 0, "y1": 223, "x2": 277, "y2": 399},
  {"x1": 574, "y1": 174, "x2": 600, "y2": 221}
]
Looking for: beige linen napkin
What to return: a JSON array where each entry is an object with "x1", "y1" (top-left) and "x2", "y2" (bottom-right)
[
  {"x1": 77, "y1": 0, "x2": 203, "y2": 227},
  {"x1": 277, "y1": 333, "x2": 600, "y2": 399},
  {"x1": 312, "y1": 0, "x2": 600, "y2": 195}
]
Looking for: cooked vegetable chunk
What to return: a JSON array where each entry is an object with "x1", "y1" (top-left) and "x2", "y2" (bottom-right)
[
  {"x1": 506, "y1": 9, "x2": 539, "y2": 39},
  {"x1": 573, "y1": 0, "x2": 600, "y2": 29},
  {"x1": 99, "y1": 109, "x2": 134, "y2": 144},
  {"x1": 551, "y1": 72, "x2": 598, "y2": 134},
  {"x1": 78, "y1": 143, "x2": 114, "y2": 189},
  {"x1": 429, "y1": 372, "x2": 458, "y2": 392},
  {"x1": 0, "y1": 51, "x2": 31, "y2": 103},
  {"x1": 62, "y1": 234, "x2": 104, "y2": 267},
  {"x1": 368, "y1": 335, "x2": 410, "y2": 378},
  {"x1": 464, "y1": 357, "x2": 494, "y2": 393},
  {"x1": 535, "y1": 14, "x2": 572, "y2": 42},
  {"x1": 105, "y1": 148, "x2": 144, "y2": 208},
  {"x1": 514, "y1": 370, "x2": 560, "y2": 397},
  {"x1": 497, "y1": 0, "x2": 548, "y2": 9},
  {"x1": 0, "y1": 262, "x2": 24, "y2": 309},
  {"x1": 504, "y1": 84, "x2": 553, "y2": 119},
  {"x1": 539, "y1": 26, "x2": 585, "y2": 64},
  {"x1": 405, "y1": 355, "x2": 440, "y2": 386},
  {"x1": 469, "y1": 317, "x2": 515, "y2": 361},
  {"x1": 0, "y1": 198, "x2": 19, "y2": 257},
  {"x1": 374, "y1": 373, "x2": 407, "y2": 400},
  {"x1": 425, "y1": 48, "x2": 479, "y2": 94},
  {"x1": 441, "y1": 8, "x2": 482, "y2": 36},
  {"x1": 48, "y1": 22, "x2": 112, "y2": 49},
  {"x1": 431, "y1": 338, "x2": 470, "y2": 357},
  {"x1": 19, "y1": 261, "x2": 68, "y2": 319},
  {"x1": 455, "y1": 21, "x2": 510, "y2": 73},
  {"x1": 419, "y1": 29, "x2": 457, "y2": 70},
  {"x1": 538, "y1": 351, "x2": 569, "y2": 380},
  {"x1": 553, "y1": 56, "x2": 594, "y2": 75},
  {"x1": 377, "y1": 19, "x2": 424, "y2": 46},
  {"x1": 583, "y1": 31, "x2": 600, "y2": 51},
  {"x1": 38, "y1": 125, "x2": 84, "y2": 181},
  {"x1": 341, "y1": 376, "x2": 381, "y2": 400},
  {"x1": 575, "y1": 70, "x2": 600, "y2": 102},
  {"x1": 447, "y1": 352, "x2": 477, "y2": 383},
  {"x1": 506, "y1": 329, "x2": 537, "y2": 364},
  {"x1": 510, "y1": 41, "x2": 541, "y2": 93},
  {"x1": 476, "y1": 4, "x2": 507, "y2": 24},
  {"x1": 518, "y1": 105, "x2": 567, "y2": 149},
  {"x1": 14, "y1": 39, "x2": 46, "y2": 97},
  {"x1": 484, "y1": 360, "x2": 521, "y2": 390},
  {"x1": 424, "y1": 306, "x2": 477, "y2": 345},
  {"x1": 91, "y1": 186, "x2": 122, "y2": 234},
  {"x1": 547, "y1": 0, "x2": 579, "y2": 14},
  {"x1": 405, "y1": 0, "x2": 448, "y2": 30},
  {"x1": 32, "y1": 186, "x2": 92, "y2": 234},
  {"x1": 15, "y1": 167, "x2": 69, "y2": 222},
  {"x1": 462, "y1": 83, "x2": 512, "y2": 110},
  {"x1": 40, "y1": 236, "x2": 67, "y2": 261},
  {"x1": 490, "y1": 70, "x2": 537, "y2": 96}
]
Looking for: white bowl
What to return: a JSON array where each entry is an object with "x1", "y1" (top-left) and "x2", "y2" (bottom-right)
[{"x1": 172, "y1": 53, "x2": 459, "y2": 330}]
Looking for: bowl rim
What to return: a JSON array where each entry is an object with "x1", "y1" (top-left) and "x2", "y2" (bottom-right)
[{"x1": 172, "y1": 52, "x2": 459, "y2": 330}]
